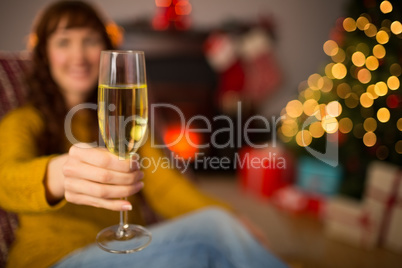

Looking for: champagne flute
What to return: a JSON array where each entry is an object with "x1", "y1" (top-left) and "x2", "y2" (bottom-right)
[{"x1": 97, "y1": 50, "x2": 152, "y2": 253}]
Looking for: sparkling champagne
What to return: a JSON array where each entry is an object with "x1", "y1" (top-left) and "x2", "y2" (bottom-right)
[{"x1": 98, "y1": 84, "x2": 148, "y2": 159}]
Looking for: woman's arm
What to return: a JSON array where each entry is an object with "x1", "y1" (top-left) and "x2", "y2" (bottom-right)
[{"x1": 0, "y1": 106, "x2": 144, "y2": 213}]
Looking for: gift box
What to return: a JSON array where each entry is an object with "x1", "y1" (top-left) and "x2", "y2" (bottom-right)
[
  {"x1": 272, "y1": 186, "x2": 308, "y2": 213},
  {"x1": 272, "y1": 186, "x2": 327, "y2": 217},
  {"x1": 238, "y1": 144, "x2": 294, "y2": 200},
  {"x1": 383, "y1": 206, "x2": 402, "y2": 253},
  {"x1": 364, "y1": 161, "x2": 402, "y2": 253},
  {"x1": 297, "y1": 157, "x2": 342, "y2": 196},
  {"x1": 324, "y1": 196, "x2": 376, "y2": 249},
  {"x1": 324, "y1": 161, "x2": 402, "y2": 251}
]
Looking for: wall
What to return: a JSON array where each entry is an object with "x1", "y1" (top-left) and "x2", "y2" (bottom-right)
[{"x1": 0, "y1": 0, "x2": 350, "y2": 115}]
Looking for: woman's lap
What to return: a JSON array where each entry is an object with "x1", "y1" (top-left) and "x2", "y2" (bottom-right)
[{"x1": 52, "y1": 207, "x2": 287, "y2": 268}]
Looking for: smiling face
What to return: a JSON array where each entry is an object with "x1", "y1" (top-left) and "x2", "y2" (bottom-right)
[{"x1": 47, "y1": 22, "x2": 105, "y2": 106}]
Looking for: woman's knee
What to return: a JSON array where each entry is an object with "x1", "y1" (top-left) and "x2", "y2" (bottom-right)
[{"x1": 195, "y1": 206, "x2": 237, "y2": 227}]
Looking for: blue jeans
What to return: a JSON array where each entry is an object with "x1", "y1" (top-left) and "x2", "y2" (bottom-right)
[{"x1": 52, "y1": 207, "x2": 287, "y2": 268}]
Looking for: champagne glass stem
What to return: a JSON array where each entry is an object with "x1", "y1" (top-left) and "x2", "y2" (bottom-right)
[{"x1": 117, "y1": 198, "x2": 129, "y2": 238}]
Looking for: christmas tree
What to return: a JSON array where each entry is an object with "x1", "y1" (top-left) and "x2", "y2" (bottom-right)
[{"x1": 279, "y1": 0, "x2": 402, "y2": 198}]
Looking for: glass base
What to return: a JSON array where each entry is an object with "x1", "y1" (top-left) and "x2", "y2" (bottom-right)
[{"x1": 96, "y1": 224, "x2": 152, "y2": 254}]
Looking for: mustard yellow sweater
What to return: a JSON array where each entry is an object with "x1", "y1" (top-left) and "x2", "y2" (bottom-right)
[{"x1": 0, "y1": 105, "x2": 229, "y2": 268}]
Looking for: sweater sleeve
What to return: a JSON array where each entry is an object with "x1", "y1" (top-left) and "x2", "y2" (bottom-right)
[
  {"x1": 0, "y1": 106, "x2": 66, "y2": 213},
  {"x1": 139, "y1": 139, "x2": 232, "y2": 219}
]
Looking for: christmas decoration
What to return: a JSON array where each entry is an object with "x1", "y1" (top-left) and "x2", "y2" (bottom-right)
[
  {"x1": 363, "y1": 160, "x2": 402, "y2": 253},
  {"x1": 278, "y1": 0, "x2": 402, "y2": 198},
  {"x1": 272, "y1": 186, "x2": 327, "y2": 218},
  {"x1": 324, "y1": 196, "x2": 376, "y2": 248},
  {"x1": 163, "y1": 125, "x2": 201, "y2": 160},
  {"x1": 324, "y1": 160, "x2": 402, "y2": 252},
  {"x1": 153, "y1": 0, "x2": 192, "y2": 31},
  {"x1": 297, "y1": 157, "x2": 343, "y2": 196},
  {"x1": 204, "y1": 19, "x2": 282, "y2": 116},
  {"x1": 237, "y1": 144, "x2": 294, "y2": 200}
]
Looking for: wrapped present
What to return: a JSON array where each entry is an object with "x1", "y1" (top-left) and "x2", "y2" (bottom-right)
[
  {"x1": 237, "y1": 144, "x2": 294, "y2": 200},
  {"x1": 297, "y1": 157, "x2": 342, "y2": 196},
  {"x1": 383, "y1": 205, "x2": 402, "y2": 253},
  {"x1": 272, "y1": 186, "x2": 308, "y2": 213},
  {"x1": 324, "y1": 196, "x2": 376, "y2": 248},
  {"x1": 364, "y1": 161, "x2": 402, "y2": 253},
  {"x1": 272, "y1": 186, "x2": 327, "y2": 217}
]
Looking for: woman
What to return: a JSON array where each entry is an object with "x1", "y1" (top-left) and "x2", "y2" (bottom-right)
[{"x1": 0, "y1": 1, "x2": 287, "y2": 268}]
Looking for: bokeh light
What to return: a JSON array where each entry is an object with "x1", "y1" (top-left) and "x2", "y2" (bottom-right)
[
  {"x1": 356, "y1": 16, "x2": 370, "y2": 31},
  {"x1": 286, "y1": 100, "x2": 303, "y2": 118},
  {"x1": 373, "y1": 44, "x2": 386, "y2": 58},
  {"x1": 296, "y1": 130, "x2": 312, "y2": 147},
  {"x1": 314, "y1": 104, "x2": 326, "y2": 120},
  {"x1": 281, "y1": 119, "x2": 299, "y2": 138},
  {"x1": 360, "y1": 92, "x2": 374, "y2": 108},
  {"x1": 337, "y1": 83, "x2": 351, "y2": 99},
  {"x1": 303, "y1": 99, "x2": 319, "y2": 116},
  {"x1": 321, "y1": 116, "x2": 339, "y2": 133},
  {"x1": 164, "y1": 126, "x2": 200, "y2": 159},
  {"x1": 387, "y1": 76, "x2": 400, "y2": 90},
  {"x1": 390, "y1": 63, "x2": 402, "y2": 76},
  {"x1": 352, "y1": 51, "x2": 366, "y2": 67},
  {"x1": 377, "y1": 107, "x2": 390, "y2": 123},
  {"x1": 397, "y1": 118, "x2": 402, "y2": 131},
  {"x1": 390, "y1": 21, "x2": 402, "y2": 35},
  {"x1": 364, "y1": 23, "x2": 377, "y2": 37},
  {"x1": 380, "y1": 1, "x2": 393, "y2": 14},
  {"x1": 343, "y1": 17, "x2": 357, "y2": 32},
  {"x1": 309, "y1": 121, "x2": 325, "y2": 138},
  {"x1": 325, "y1": 63, "x2": 336, "y2": 79},
  {"x1": 332, "y1": 63, "x2": 347, "y2": 79},
  {"x1": 323, "y1": 40, "x2": 339, "y2": 56},
  {"x1": 363, "y1": 132, "x2": 377, "y2": 147},
  {"x1": 339, "y1": 118, "x2": 353, "y2": 133},
  {"x1": 155, "y1": 0, "x2": 172, "y2": 7},
  {"x1": 364, "y1": 117, "x2": 377, "y2": 132},
  {"x1": 367, "y1": 84, "x2": 379, "y2": 99},
  {"x1": 326, "y1": 101, "x2": 342, "y2": 117},
  {"x1": 345, "y1": 93, "x2": 359, "y2": 108},
  {"x1": 386, "y1": 94, "x2": 399, "y2": 108},
  {"x1": 395, "y1": 140, "x2": 402, "y2": 154},
  {"x1": 374, "y1": 81, "x2": 388, "y2": 96},
  {"x1": 308, "y1": 73, "x2": 323, "y2": 90},
  {"x1": 175, "y1": 0, "x2": 192, "y2": 15},
  {"x1": 376, "y1": 30, "x2": 390, "y2": 44},
  {"x1": 366, "y1": 56, "x2": 379, "y2": 71},
  {"x1": 382, "y1": 19, "x2": 392, "y2": 29},
  {"x1": 332, "y1": 48, "x2": 346, "y2": 63},
  {"x1": 357, "y1": 68, "x2": 372, "y2": 84},
  {"x1": 320, "y1": 76, "x2": 334, "y2": 92}
]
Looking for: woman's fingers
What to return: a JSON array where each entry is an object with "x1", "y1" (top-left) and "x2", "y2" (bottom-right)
[
  {"x1": 63, "y1": 157, "x2": 143, "y2": 185},
  {"x1": 64, "y1": 191, "x2": 136, "y2": 211},
  {"x1": 63, "y1": 144, "x2": 145, "y2": 211},
  {"x1": 69, "y1": 144, "x2": 140, "y2": 172},
  {"x1": 64, "y1": 175, "x2": 144, "y2": 199}
]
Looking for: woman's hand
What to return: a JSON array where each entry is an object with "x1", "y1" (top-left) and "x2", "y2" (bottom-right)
[{"x1": 46, "y1": 143, "x2": 144, "y2": 211}]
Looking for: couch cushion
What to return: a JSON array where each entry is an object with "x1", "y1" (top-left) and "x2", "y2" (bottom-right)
[
  {"x1": 0, "y1": 51, "x2": 31, "y2": 268},
  {"x1": 0, "y1": 51, "x2": 31, "y2": 119}
]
